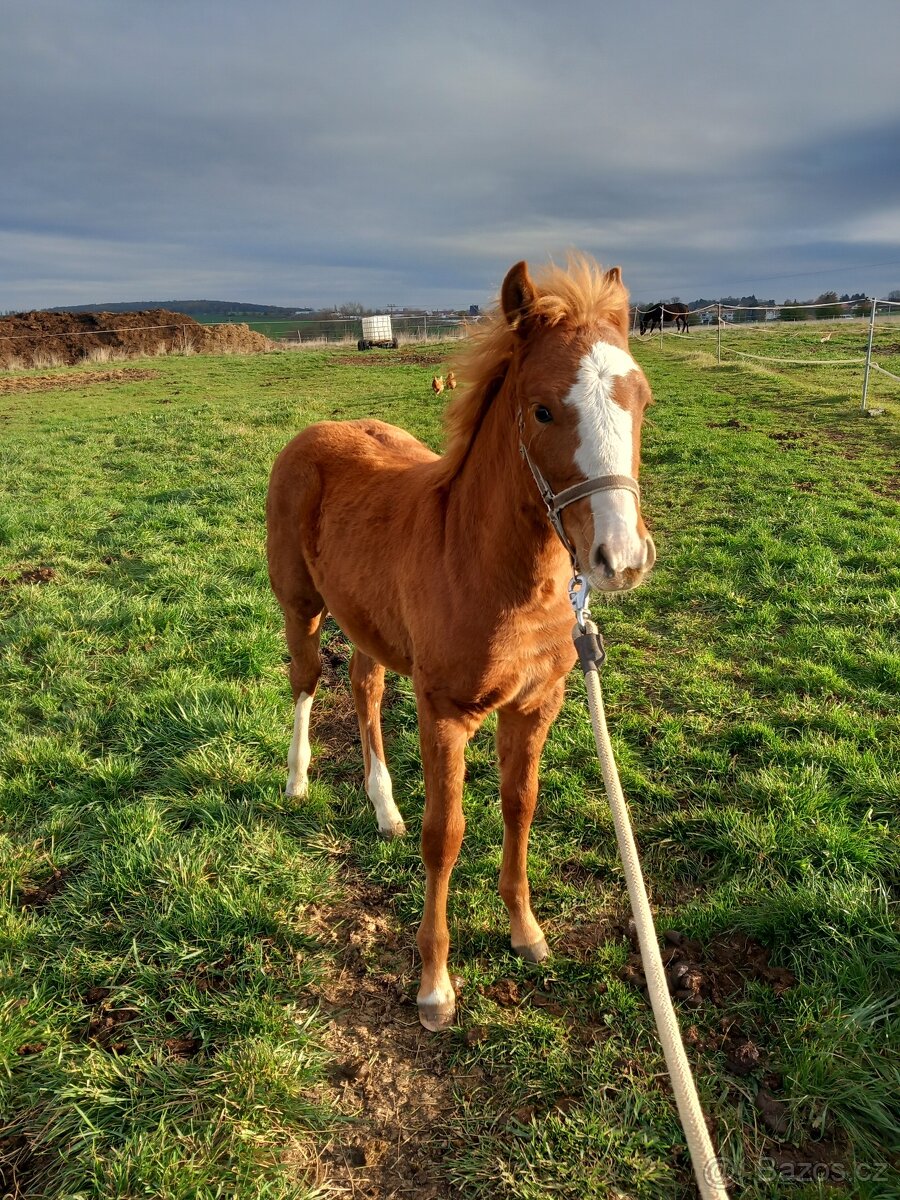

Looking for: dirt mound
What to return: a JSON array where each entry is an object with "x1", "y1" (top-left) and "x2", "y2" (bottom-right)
[
  {"x1": 0, "y1": 309, "x2": 274, "y2": 369},
  {"x1": 191, "y1": 321, "x2": 274, "y2": 357}
]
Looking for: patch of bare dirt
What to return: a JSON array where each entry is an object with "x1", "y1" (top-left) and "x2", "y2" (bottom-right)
[
  {"x1": 164, "y1": 1035, "x2": 203, "y2": 1059},
  {"x1": 16, "y1": 867, "x2": 69, "y2": 909},
  {"x1": 767, "y1": 1136, "x2": 858, "y2": 1186},
  {"x1": 84, "y1": 1001, "x2": 142, "y2": 1055},
  {"x1": 620, "y1": 929, "x2": 796, "y2": 1009},
  {"x1": 0, "y1": 368, "x2": 161, "y2": 394},
  {"x1": 482, "y1": 978, "x2": 521, "y2": 1008},
  {"x1": 291, "y1": 868, "x2": 458, "y2": 1199},
  {"x1": 179, "y1": 957, "x2": 235, "y2": 994},
  {"x1": 816, "y1": 428, "x2": 864, "y2": 461},
  {"x1": 1, "y1": 566, "x2": 56, "y2": 589},
  {"x1": 0, "y1": 309, "x2": 273, "y2": 369},
  {"x1": 767, "y1": 431, "x2": 806, "y2": 445},
  {"x1": 553, "y1": 908, "x2": 634, "y2": 961},
  {"x1": 707, "y1": 418, "x2": 750, "y2": 430},
  {"x1": 77, "y1": 986, "x2": 204, "y2": 1060},
  {"x1": 309, "y1": 633, "x2": 362, "y2": 769},
  {"x1": 304, "y1": 625, "x2": 399, "y2": 777},
  {"x1": 333, "y1": 350, "x2": 447, "y2": 368},
  {"x1": 0, "y1": 1134, "x2": 41, "y2": 1200},
  {"x1": 871, "y1": 473, "x2": 900, "y2": 497}
]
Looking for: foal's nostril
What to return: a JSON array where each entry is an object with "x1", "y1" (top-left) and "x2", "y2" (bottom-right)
[{"x1": 592, "y1": 544, "x2": 615, "y2": 578}]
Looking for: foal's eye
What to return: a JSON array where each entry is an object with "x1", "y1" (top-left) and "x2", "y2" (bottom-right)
[{"x1": 534, "y1": 405, "x2": 553, "y2": 424}]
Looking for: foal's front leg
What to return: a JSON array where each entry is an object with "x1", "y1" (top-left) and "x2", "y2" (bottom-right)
[
  {"x1": 415, "y1": 693, "x2": 471, "y2": 1031},
  {"x1": 497, "y1": 683, "x2": 565, "y2": 962}
]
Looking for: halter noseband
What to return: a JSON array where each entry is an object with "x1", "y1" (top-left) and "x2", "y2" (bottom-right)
[{"x1": 517, "y1": 408, "x2": 641, "y2": 566}]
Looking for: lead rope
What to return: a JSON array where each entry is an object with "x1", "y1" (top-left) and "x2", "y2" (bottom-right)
[{"x1": 570, "y1": 578, "x2": 730, "y2": 1200}]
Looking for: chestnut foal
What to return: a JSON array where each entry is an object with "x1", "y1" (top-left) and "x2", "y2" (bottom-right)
[{"x1": 266, "y1": 255, "x2": 655, "y2": 1030}]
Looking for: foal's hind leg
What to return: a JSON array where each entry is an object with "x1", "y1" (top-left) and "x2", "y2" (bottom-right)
[
  {"x1": 496, "y1": 682, "x2": 566, "y2": 962},
  {"x1": 282, "y1": 603, "x2": 326, "y2": 797},
  {"x1": 350, "y1": 649, "x2": 405, "y2": 838}
]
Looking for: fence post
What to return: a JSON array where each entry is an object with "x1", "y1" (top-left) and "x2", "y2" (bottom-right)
[
  {"x1": 632, "y1": 306, "x2": 638, "y2": 336},
  {"x1": 861, "y1": 297, "x2": 877, "y2": 411},
  {"x1": 717, "y1": 304, "x2": 722, "y2": 364},
  {"x1": 659, "y1": 305, "x2": 664, "y2": 349}
]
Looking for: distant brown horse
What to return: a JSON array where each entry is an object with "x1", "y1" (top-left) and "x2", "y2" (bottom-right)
[
  {"x1": 267, "y1": 255, "x2": 656, "y2": 1030},
  {"x1": 639, "y1": 303, "x2": 689, "y2": 334}
]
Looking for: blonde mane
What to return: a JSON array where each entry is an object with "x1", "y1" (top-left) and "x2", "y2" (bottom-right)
[{"x1": 440, "y1": 254, "x2": 630, "y2": 478}]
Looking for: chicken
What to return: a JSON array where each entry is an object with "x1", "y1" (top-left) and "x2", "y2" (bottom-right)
[
  {"x1": 431, "y1": 375, "x2": 444, "y2": 394},
  {"x1": 445, "y1": 371, "x2": 457, "y2": 390}
]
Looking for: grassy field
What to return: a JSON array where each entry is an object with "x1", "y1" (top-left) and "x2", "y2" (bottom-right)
[
  {"x1": 655, "y1": 314, "x2": 900, "y2": 416},
  {"x1": 1, "y1": 336, "x2": 898, "y2": 1199}
]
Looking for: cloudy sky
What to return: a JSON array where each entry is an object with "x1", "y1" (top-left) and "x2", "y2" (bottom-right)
[{"x1": 4, "y1": 0, "x2": 900, "y2": 311}]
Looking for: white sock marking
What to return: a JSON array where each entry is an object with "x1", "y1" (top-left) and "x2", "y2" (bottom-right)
[
  {"x1": 417, "y1": 977, "x2": 456, "y2": 1010},
  {"x1": 366, "y1": 739, "x2": 404, "y2": 834},
  {"x1": 286, "y1": 692, "x2": 313, "y2": 797}
]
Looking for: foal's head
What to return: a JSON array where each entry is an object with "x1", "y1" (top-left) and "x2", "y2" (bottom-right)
[{"x1": 502, "y1": 256, "x2": 655, "y2": 593}]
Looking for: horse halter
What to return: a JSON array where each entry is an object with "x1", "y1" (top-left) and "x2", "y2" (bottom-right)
[{"x1": 516, "y1": 408, "x2": 641, "y2": 568}]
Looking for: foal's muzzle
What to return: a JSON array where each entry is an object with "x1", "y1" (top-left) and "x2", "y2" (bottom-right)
[{"x1": 588, "y1": 533, "x2": 656, "y2": 593}]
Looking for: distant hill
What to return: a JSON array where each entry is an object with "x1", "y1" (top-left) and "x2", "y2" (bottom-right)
[{"x1": 47, "y1": 300, "x2": 312, "y2": 319}]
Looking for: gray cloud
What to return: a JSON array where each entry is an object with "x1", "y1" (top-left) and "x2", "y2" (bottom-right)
[{"x1": 3, "y1": 0, "x2": 900, "y2": 310}]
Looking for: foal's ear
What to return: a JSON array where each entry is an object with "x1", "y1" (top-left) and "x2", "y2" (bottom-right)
[
  {"x1": 501, "y1": 261, "x2": 537, "y2": 333},
  {"x1": 604, "y1": 265, "x2": 630, "y2": 334}
]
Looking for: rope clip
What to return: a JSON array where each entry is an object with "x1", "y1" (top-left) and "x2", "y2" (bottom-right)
[
  {"x1": 569, "y1": 574, "x2": 606, "y2": 673},
  {"x1": 568, "y1": 573, "x2": 591, "y2": 629}
]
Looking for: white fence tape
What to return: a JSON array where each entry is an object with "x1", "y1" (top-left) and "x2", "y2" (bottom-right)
[
  {"x1": 725, "y1": 349, "x2": 866, "y2": 367},
  {"x1": 0, "y1": 321, "x2": 191, "y2": 342},
  {"x1": 872, "y1": 361, "x2": 900, "y2": 384}
]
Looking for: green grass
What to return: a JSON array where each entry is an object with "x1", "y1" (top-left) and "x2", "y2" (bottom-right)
[
  {"x1": 655, "y1": 314, "x2": 900, "y2": 418},
  {"x1": 1, "y1": 337, "x2": 898, "y2": 1198}
]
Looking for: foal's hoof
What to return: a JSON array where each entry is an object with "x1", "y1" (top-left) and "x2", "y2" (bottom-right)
[
  {"x1": 378, "y1": 820, "x2": 407, "y2": 840},
  {"x1": 513, "y1": 937, "x2": 550, "y2": 964},
  {"x1": 417, "y1": 999, "x2": 456, "y2": 1032}
]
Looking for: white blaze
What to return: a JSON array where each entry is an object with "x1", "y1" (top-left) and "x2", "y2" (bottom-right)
[{"x1": 565, "y1": 341, "x2": 643, "y2": 575}]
